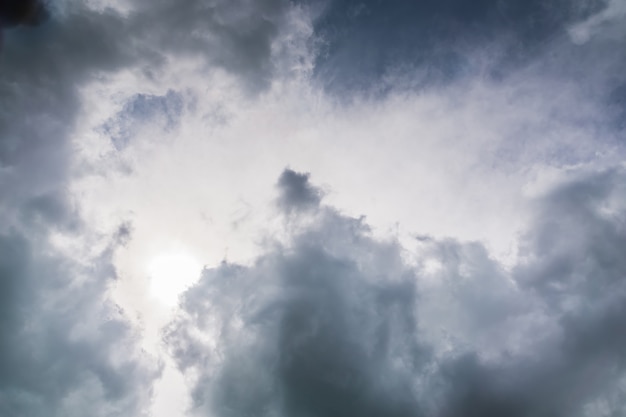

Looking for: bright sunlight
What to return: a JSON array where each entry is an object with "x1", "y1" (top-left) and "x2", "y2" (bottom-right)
[{"x1": 147, "y1": 252, "x2": 203, "y2": 307}]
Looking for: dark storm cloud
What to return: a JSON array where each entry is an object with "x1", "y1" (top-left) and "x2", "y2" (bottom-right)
[
  {"x1": 276, "y1": 168, "x2": 323, "y2": 213},
  {"x1": 306, "y1": 0, "x2": 608, "y2": 93},
  {"x1": 168, "y1": 168, "x2": 626, "y2": 417},
  {"x1": 0, "y1": 0, "x2": 49, "y2": 28}
]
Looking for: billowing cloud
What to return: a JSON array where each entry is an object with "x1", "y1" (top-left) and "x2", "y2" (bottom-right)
[
  {"x1": 128, "y1": 0, "x2": 300, "y2": 92},
  {"x1": 0, "y1": 0, "x2": 304, "y2": 214},
  {"x1": 167, "y1": 168, "x2": 626, "y2": 417},
  {"x1": 167, "y1": 169, "x2": 425, "y2": 417},
  {"x1": 0, "y1": 1, "x2": 314, "y2": 413},
  {"x1": 0, "y1": 226, "x2": 160, "y2": 417},
  {"x1": 1, "y1": 6, "x2": 154, "y2": 412},
  {"x1": 437, "y1": 170, "x2": 626, "y2": 416},
  {"x1": 276, "y1": 169, "x2": 323, "y2": 214},
  {"x1": 1, "y1": 8, "x2": 153, "y2": 412}
]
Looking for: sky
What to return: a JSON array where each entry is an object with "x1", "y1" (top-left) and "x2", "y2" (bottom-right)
[{"x1": 1, "y1": 0, "x2": 626, "y2": 416}]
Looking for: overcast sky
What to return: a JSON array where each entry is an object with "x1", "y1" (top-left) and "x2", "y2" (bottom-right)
[{"x1": 1, "y1": 0, "x2": 626, "y2": 416}]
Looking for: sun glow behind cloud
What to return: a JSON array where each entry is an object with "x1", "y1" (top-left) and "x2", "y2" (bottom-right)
[{"x1": 147, "y1": 251, "x2": 203, "y2": 307}]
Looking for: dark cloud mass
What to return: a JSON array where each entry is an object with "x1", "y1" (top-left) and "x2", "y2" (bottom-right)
[
  {"x1": 307, "y1": 0, "x2": 610, "y2": 93},
  {"x1": 168, "y1": 169, "x2": 626, "y2": 417},
  {"x1": 276, "y1": 169, "x2": 323, "y2": 213},
  {"x1": 0, "y1": 0, "x2": 49, "y2": 28}
]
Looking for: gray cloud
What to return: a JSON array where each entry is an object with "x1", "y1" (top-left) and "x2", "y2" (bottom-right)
[
  {"x1": 0, "y1": 0, "x2": 306, "y2": 410},
  {"x1": 276, "y1": 168, "x2": 323, "y2": 214},
  {"x1": 0, "y1": 227, "x2": 159, "y2": 417},
  {"x1": 0, "y1": 0, "x2": 305, "y2": 229},
  {"x1": 306, "y1": 0, "x2": 615, "y2": 95},
  {"x1": 0, "y1": 0, "x2": 297, "y2": 193},
  {"x1": 1, "y1": 13, "x2": 142, "y2": 412},
  {"x1": 0, "y1": 5, "x2": 137, "y2": 230},
  {"x1": 167, "y1": 168, "x2": 626, "y2": 417},
  {"x1": 0, "y1": 3, "x2": 238, "y2": 414},
  {"x1": 3, "y1": 0, "x2": 625, "y2": 415},
  {"x1": 0, "y1": 0, "x2": 49, "y2": 29},
  {"x1": 128, "y1": 0, "x2": 296, "y2": 92}
]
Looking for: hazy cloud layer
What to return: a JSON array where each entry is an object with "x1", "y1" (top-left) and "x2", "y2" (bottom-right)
[{"x1": 168, "y1": 169, "x2": 626, "y2": 417}]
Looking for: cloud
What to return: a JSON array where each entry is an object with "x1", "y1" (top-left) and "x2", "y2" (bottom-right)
[
  {"x1": 568, "y1": 0, "x2": 626, "y2": 44},
  {"x1": 1, "y1": 10, "x2": 147, "y2": 411},
  {"x1": 307, "y1": 0, "x2": 611, "y2": 94},
  {"x1": 101, "y1": 90, "x2": 184, "y2": 150},
  {"x1": 3, "y1": 1, "x2": 626, "y2": 416},
  {"x1": 0, "y1": 0, "x2": 49, "y2": 29},
  {"x1": 167, "y1": 168, "x2": 626, "y2": 417},
  {"x1": 167, "y1": 170, "x2": 426, "y2": 417},
  {"x1": 0, "y1": 1, "x2": 314, "y2": 410},
  {"x1": 0, "y1": 4, "x2": 138, "y2": 231},
  {"x1": 276, "y1": 168, "x2": 323, "y2": 214},
  {"x1": 126, "y1": 0, "x2": 306, "y2": 92},
  {"x1": 0, "y1": 226, "x2": 159, "y2": 417},
  {"x1": 0, "y1": 1, "x2": 311, "y2": 415},
  {"x1": 516, "y1": 170, "x2": 626, "y2": 307},
  {"x1": 0, "y1": 0, "x2": 306, "y2": 223}
]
